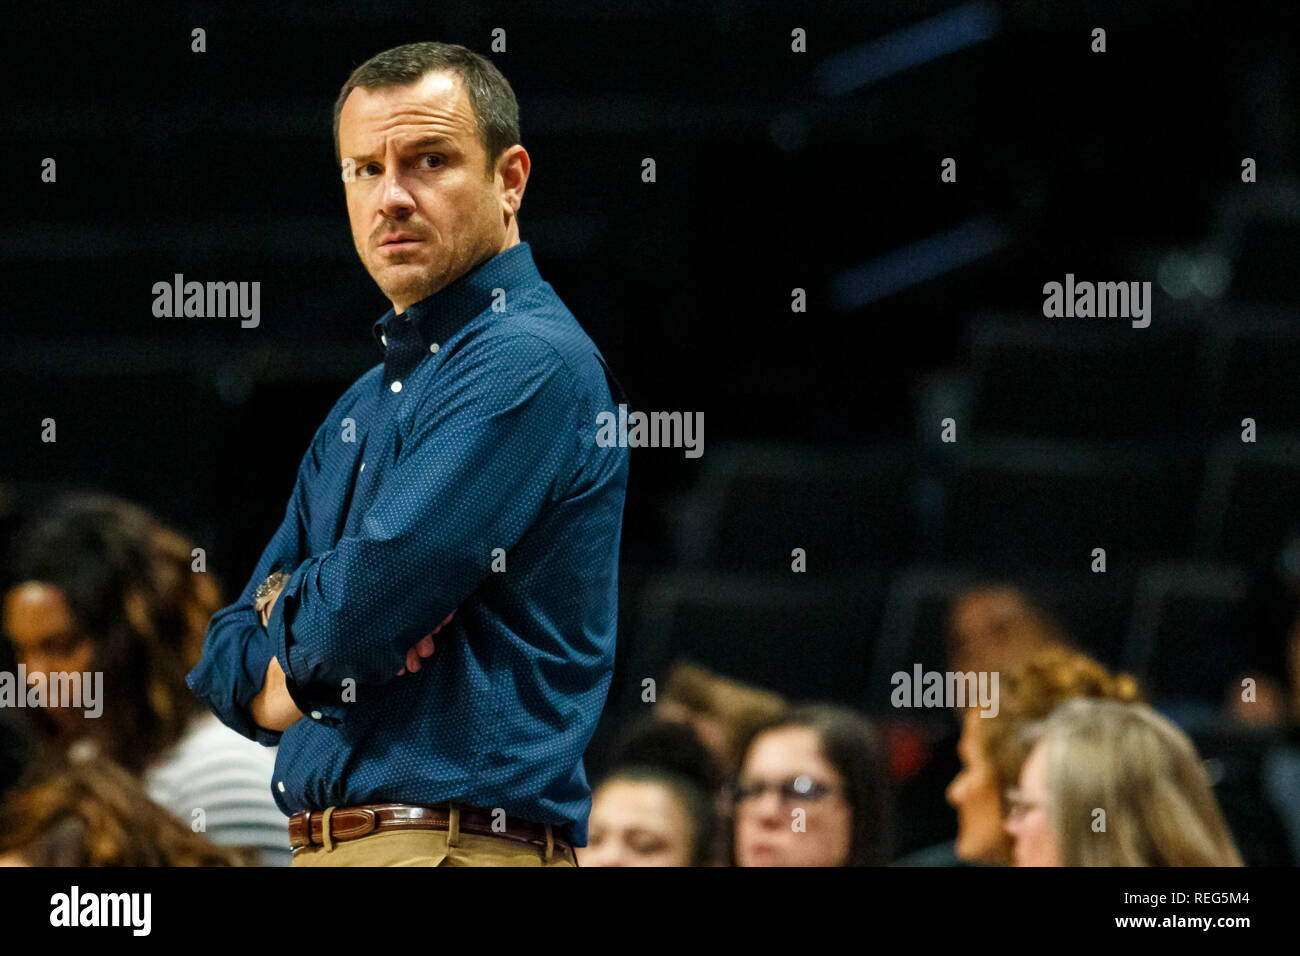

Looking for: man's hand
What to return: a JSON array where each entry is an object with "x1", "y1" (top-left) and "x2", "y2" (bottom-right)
[
  {"x1": 250, "y1": 654, "x2": 304, "y2": 732},
  {"x1": 250, "y1": 576, "x2": 303, "y2": 731},
  {"x1": 248, "y1": 571, "x2": 454, "y2": 728},
  {"x1": 397, "y1": 611, "x2": 454, "y2": 675}
]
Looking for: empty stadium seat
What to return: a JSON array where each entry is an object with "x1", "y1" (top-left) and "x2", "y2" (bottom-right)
[
  {"x1": 964, "y1": 314, "x2": 1198, "y2": 440},
  {"x1": 1195, "y1": 434, "x2": 1300, "y2": 566},
  {"x1": 936, "y1": 439, "x2": 1198, "y2": 573},
  {"x1": 626, "y1": 571, "x2": 882, "y2": 709},
  {"x1": 669, "y1": 442, "x2": 916, "y2": 575},
  {"x1": 1123, "y1": 563, "x2": 1250, "y2": 706},
  {"x1": 1199, "y1": 309, "x2": 1300, "y2": 431}
]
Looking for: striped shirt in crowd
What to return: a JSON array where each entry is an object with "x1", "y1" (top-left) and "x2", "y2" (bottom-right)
[{"x1": 145, "y1": 712, "x2": 290, "y2": 866}]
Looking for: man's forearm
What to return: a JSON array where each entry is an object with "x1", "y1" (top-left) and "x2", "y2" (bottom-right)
[
  {"x1": 245, "y1": 568, "x2": 446, "y2": 731},
  {"x1": 250, "y1": 577, "x2": 304, "y2": 732}
]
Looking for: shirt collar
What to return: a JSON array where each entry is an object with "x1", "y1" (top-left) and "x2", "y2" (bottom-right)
[{"x1": 370, "y1": 241, "x2": 542, "y2": 351}]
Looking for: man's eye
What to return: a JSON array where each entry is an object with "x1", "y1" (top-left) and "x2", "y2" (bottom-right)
[
  {"x1": 357, "y1": 164, "x2": 379, "y2": 177},
  {"x1": 420, "y1": 154, "x2": 442, "y2": 168}
]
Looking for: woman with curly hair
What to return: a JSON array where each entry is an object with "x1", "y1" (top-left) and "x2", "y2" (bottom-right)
[
  {"x1": 0, "y1": 752, "x2": 249, "y2": 866},
  {"x1": 944, "y1": 645, "x2": 1141, "y2": 865},
  {"x1": 2, "y1": 493, "x2": 288, "y2": 864}
]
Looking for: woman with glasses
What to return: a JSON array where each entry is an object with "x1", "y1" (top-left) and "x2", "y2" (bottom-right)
[
  {"x1": 1004, "y1": 697, "x2": 1242, "y2": 866},
  {"x1": 732, "y1": 704, "x2": 889, "y2": 866},
  {"x1": 944, "y1": 646, "x2": 1141, "y2": 865}
]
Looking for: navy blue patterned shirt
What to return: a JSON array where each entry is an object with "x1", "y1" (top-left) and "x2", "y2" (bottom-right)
[{"x1": 187, "y1": 241, "x2": 629, "y2": 845}]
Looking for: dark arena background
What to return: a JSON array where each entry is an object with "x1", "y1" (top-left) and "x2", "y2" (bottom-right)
[{"x1": 0, "y1": 0, "x2": 1296, "y2": 938}]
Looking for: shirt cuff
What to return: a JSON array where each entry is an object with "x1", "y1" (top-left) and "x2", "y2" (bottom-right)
[
  {"x1": 267, "y1": 575, "x2": 348, "y2": 728},
  {"x1": 242, "y1": 630, "x2": 288, "y2": 747},
  {"x1": 185, "y1": 619, "x2": 283, "y2": 746}
]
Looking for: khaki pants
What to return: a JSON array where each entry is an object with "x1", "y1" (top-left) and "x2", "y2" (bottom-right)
[{"x1": 290, "y1": 805, "x2": 578, "y2": 867}]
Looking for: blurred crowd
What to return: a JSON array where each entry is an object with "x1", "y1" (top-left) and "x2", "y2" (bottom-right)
[
  {"x1": 1, "y1": 492, "x2": 1297, "y2": 866},
  {"x1": 0, "y1": 494, "x2": 284, "y2": 866}
]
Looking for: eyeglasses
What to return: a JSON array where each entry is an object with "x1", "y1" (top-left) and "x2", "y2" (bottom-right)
[
  {"x1": 1003, "y1": 788, "x2": 1045, "y2": 820},
  {"x1": 733, "y1": 775, "x2": 838, "y2": 805}
]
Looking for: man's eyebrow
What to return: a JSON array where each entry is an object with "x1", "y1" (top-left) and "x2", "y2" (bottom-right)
[
  {"x1": 344, "y1": 135, "x2": 458, "y2": 164},
  {"x1": 405, "y1": 134, "x2": 456, "y2": 151}
]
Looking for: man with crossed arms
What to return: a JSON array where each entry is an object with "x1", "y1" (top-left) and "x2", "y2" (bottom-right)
[{"x1": 188, "y1": 41, "x2": 629, "y2": 866}]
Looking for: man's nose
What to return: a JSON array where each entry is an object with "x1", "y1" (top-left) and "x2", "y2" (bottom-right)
[{"x1": 378, "y1": 172, "x2": 416, "y2": 216}]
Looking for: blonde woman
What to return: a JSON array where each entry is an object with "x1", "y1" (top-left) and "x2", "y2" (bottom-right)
[
  {"x1": 944, "y1": 646, "x2": 1139, "y2": 864},
  {"x1": 1005, "y1": 698, "x2": 1242, "y2": 866}
]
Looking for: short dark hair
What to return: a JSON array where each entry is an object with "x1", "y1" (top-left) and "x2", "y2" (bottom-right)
[
  {"x1": 606, "y1": 714, "x2": 725, "y2": 795},
  {"x1": 598, "y1": 765, "x2": 720, "y2": 867},
  {"x1": 744, "y1": 703, "x2": 893, "y2": 866},
  {"x1": 332, "y1": 41, "x2": 520, "y2": 174}
]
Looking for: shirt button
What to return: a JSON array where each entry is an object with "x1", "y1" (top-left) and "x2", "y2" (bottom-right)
[
  {"x1": 429, "y1": 342, "x2": 439, "y2": 353},
  {"x1": 277, "y1": 781, "x2": 286, "y2": 793},
  {"x1": 391, "y1": 380, "x2": 402, "y2": 393},
  {"x1": 359, "y1": 462, "x2": 365, "y2": 472},
  {"x1": 310, "y1": 710, "x2": 322, "y2": 720},
  {"x1": 380, "y1": 333, "x2": 387, "y2": 347}
]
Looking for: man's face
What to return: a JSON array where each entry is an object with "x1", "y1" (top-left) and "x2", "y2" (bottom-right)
[{"x1": 338, "y1": 70, "x2": 519, "y2": 312}]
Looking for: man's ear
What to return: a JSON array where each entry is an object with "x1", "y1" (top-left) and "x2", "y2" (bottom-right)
[{"x1": 498, "y1": 145, "x2": 530, "y2": 208}]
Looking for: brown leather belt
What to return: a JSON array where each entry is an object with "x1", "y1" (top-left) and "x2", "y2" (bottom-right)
[{"x1": 288, "y1": 803, "x2": 574, "y2": 857}]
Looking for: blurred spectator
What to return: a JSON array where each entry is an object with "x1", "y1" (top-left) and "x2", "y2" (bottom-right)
[
  {"x1": 1, "y1": 493, "x2": 288, "y2": 865},
  {"x1": 579, "y1": 765, "x2": 718, "y2": 867},
  {"x1": 604, "y1": 713, "x2": 728, "y2": 862},
  {"x1": 946, "y1": 584, "x2": 1070, "y2": 676},
  {"x1": 654, "y1": 661, "x2": 788, "y2": 780},
  {"x1": 1226, "y1": 534, "x2": 1300, "y2": 725},
  {"x1": 1005, "y1": 698, "x2": 1242, "y2": 866},
  {"x1": 733, "y1": 703, "x2": 889, "y2": 866},
  {"x1": 893, "y1": 590, "x2": 1077, "y2": 864},
  {"x1": 955, "y1": 647, "x2": 1140, "y2": 863},
  {"x1": 1218, "y1": 537, "x2": 1300, "y2": 862},
  {"x1": 607, "y1": 712, "x2": 725, "y2": 797},
  {"x1": 0, "y1": 714, "x2": 33, "y2": 807},
  {"x1": 0, "y1": 752, "x2": 249, "y2": 866},
  {"x1": 1261, "y1": 598, "x2": 1300, "y2": 861},
  {"x1": 894, "y1": 646, "x2": 1140, "y2": 865}
]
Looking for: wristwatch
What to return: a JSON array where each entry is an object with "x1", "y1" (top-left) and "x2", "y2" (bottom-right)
[{"x1": 254, "y1": 570, "x2": 288, "y2": 615}]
